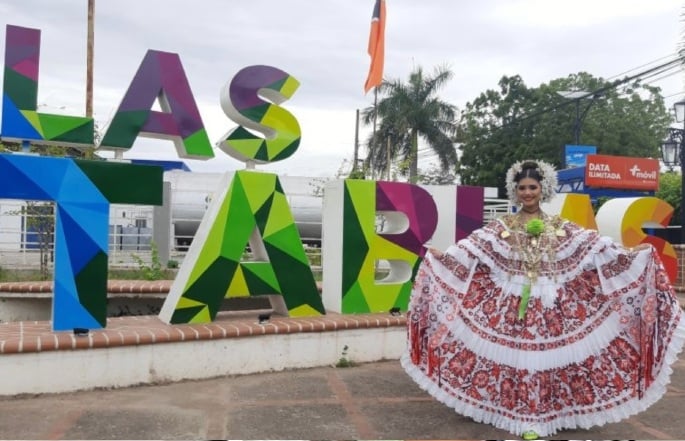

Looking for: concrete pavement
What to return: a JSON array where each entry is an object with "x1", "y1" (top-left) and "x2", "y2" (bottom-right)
[{"x1": 0, "y1": 358, "x2": 684, "y2": 440}]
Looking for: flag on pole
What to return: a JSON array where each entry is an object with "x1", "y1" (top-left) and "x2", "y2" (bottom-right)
[{"x1": 364, "y1": 0, "x2": 386, "y2": 93}]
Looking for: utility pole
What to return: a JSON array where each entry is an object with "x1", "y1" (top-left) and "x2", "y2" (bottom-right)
[{"x1": 86, "y1": 0, "x2": 94, "y2": 118}]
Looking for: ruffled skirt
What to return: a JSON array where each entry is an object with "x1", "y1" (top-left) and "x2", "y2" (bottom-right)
[{"x1": 402, "y1": 240, "x2": 685, "y2": 437}]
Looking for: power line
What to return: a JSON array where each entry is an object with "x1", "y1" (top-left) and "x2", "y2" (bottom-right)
[
  {"x1": 639, "y1": 69, "x2": 681, "y2": 88},
  {"x1": 496, "y1": 54, "x2": 685, "y2": 130},
  {"x1": 604, "y1": 53, "x2": 680, "y2": 82},
  {"x1": 637, "y1": 63, "x2": 681, "y2": 84},
  {"x1": 663, "y1": 91, "x2": 684, "y2": 100},
  {"x1": 612, "y1": 65, "x2": 681, "y2": 100}
]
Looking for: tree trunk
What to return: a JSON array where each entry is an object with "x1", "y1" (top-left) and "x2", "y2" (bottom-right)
[{"x1": 409, "y1": 130, "x2": 419, "y2": 183}]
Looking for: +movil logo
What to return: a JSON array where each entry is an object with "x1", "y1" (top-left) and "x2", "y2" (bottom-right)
[{"x1": 629, "y1": 164, "x2": 640, "y2": 176}]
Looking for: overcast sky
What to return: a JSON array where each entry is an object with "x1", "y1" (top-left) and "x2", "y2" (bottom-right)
[{"x1": 1, "y1": 0, "x2": 683, "y2": 176}]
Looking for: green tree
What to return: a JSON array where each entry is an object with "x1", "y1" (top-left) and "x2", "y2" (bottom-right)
[
  {"x1": 362, "y1": 65, "x2": 458, "y2": 183},
  {"x1": 418, "y1": 163, "x2": 458, "y2": 185},
  {"x1": 656, "y1": 171, "x2": 682, "y2": 226},
  {"x1": 0, "y1": 141, "x2": 97, "y2": 158},
  {"x1": 457, "y1": 72, "x2": 671, "y2": 196},
  {"x1": 5, "y1": 202, "x2": 55, "y2": 280}
]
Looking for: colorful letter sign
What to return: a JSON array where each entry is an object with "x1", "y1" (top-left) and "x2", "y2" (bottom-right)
[
  {"x1": 218, "y1": 65, "x2": 301, "y2": 163},
  {"x1": 159, "y1": 170, "x2": 325, "y2": 324},
  {"x1": 596, "y1": 197, "x2": 676, "y2": 280},
  {"x1": 2, "y1": 22, "x2": 682, "y2": 329},
  {"x1": 100, "y1": 50, "x2": 213, "y2": 159},
  {"x1": 322, "y1": 180, "x2": 438, "y2": 314},
  {"x1": 0, "y1": 153, "x2": 162, "y2": 331},
  {"x1": 2, "y1": 25, "x2": 93, "y2": 147}
]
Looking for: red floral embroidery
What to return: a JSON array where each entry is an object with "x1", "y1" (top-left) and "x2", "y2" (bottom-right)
[
  {"x1": 590, "y1": 369, "x2": 609, "y2": 388},
  {"x1": 543, "y1": 309, "x2": 563, "y2": 337},
  {"x1": 570, "y1": 374, "x2": 596, "y2": 405},
  {"x1": 404, "y1": 216, "x2": 683, "y2": 432},
  {"x1": 608, "y1": 338, "x2": 640, "y2": 372},
  {"x1": 448, "y1": 348, "x2": 477, "y2": 378},
  {"x1": 472, "y1": 370, "x2": 490, "y2": 387},
  {"x1": 500, "y1": 378, "x2": 516, "y2": 410}
]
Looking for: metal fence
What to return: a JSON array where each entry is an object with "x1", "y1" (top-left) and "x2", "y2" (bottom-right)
[
  {"x1": 0, "y1": 195, "x2": 510, "y2": 273},
  {"x1": 484, "y1": 198, "x2": 513, "y2": 224},
  {"x1": 0, "y1": 200, "x2": 160, "y2": 271},
  {"x1": 0, "y1": 198, "x2": 322, "y2": 273}
]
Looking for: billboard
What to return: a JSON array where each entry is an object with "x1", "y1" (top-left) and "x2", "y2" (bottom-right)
[
  {"x1": 564, "y1": 144, "x2": 597, "y2": 168},
  {"x1": 584, "y1": 154, "x2": 659, "y2": 190}
]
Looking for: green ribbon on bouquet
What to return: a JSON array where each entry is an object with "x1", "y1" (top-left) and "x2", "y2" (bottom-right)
[
  {"x1": 518, "y1": 219, "x2": 545, "y2": 320},
  {"x1": 518, "y1": 283, "x2": 531, "y2": 319}
]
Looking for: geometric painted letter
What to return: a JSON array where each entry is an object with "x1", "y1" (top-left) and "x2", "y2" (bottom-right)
[
  {"x1": 217, "y1": 65, "x2": 301, "y2": 164},
  {"x1": 596, "y1": 196, "x2": 676, "y2": 282},
  {"x1": 322, "y1": 179, "x2": 438, "y2": 314},
  {"x1": 99, "y1": 50, "x2": 213, "y2": 159},
  {"x1": 1, "y1": 25, "x2": 94, "y2": 148},
  {"x1": 159, "y1": 170, "x2": 324, "y2": 325},
  {"x1": 0, "y1": 153, "x2": 162, "y2": 331},
  {"x1": 456, "y1": 185, "x2": 484, "y2": 241},
  {"x1": 543, "y1": 192, "x2": 597, "y2": 230}
]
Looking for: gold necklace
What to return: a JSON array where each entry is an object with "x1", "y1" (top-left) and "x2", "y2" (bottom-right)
[
  {"x1": 513, "y1": 222, "x2": 544, "y2": 281},
  {"x1": 503, "y1": 212, "x2": 564, "y2": 268},
  {"x1": 508, "y1": 212, "x2": 560, "y2": 318}
]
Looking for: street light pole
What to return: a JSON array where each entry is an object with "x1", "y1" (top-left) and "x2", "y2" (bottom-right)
[
  {"x1": 681, "y1": 137, "x2": 685, "y2": 246},
  {"x1": 672, "y1": 99, "x2": 685, "y2": 245},
  {"x1": 557, "y1": 90, "x2": 600, "y2": 167},
  {"x1": 558, "y1": 90, "x2": 598, "y2": 144},
  {"x1": 661, "y1": 129, "x2": 684, "y2": 244},
  {"x1": 574, "y1": 98, "x2": 580, "y2": 145}
]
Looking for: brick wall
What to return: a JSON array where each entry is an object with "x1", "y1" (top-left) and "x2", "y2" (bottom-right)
[{"x1": 675, "y1": 245, "x2": 685, "y2": 290}]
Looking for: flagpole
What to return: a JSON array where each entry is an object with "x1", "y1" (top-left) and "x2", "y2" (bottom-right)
[
  {"x1": 364, "y1": 0, "x2": 385, "y2": 179},
  {"x1": 371, "y1": 87, "x2": 378, "y2": 179}
]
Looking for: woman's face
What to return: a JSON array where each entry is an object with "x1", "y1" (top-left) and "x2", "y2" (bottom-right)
[{"x1": 516, "y1": 177, "x2": 542, "y2": 211}]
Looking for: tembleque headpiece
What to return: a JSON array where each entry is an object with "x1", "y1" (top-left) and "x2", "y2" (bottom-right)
[{"x1": 505, "y1": 159, "x2": 558, "y2": 204}]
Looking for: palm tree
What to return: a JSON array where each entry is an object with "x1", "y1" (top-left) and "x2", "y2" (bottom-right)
[{"x1": 362, "y1": 64, "x2": 458, "y2": 183}]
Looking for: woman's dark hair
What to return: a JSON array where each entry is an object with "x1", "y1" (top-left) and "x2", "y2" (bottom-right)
[{"x1": 514, "y1": 161, "x2": 544, "y2": 183}]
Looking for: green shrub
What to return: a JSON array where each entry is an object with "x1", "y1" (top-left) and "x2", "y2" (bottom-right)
[
  {"x1": 131, "y1": 242, "x2": 165, "y2": 281},
  {"x1": 335, "y1": 345, "x2": 356, "y2": 368}
]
